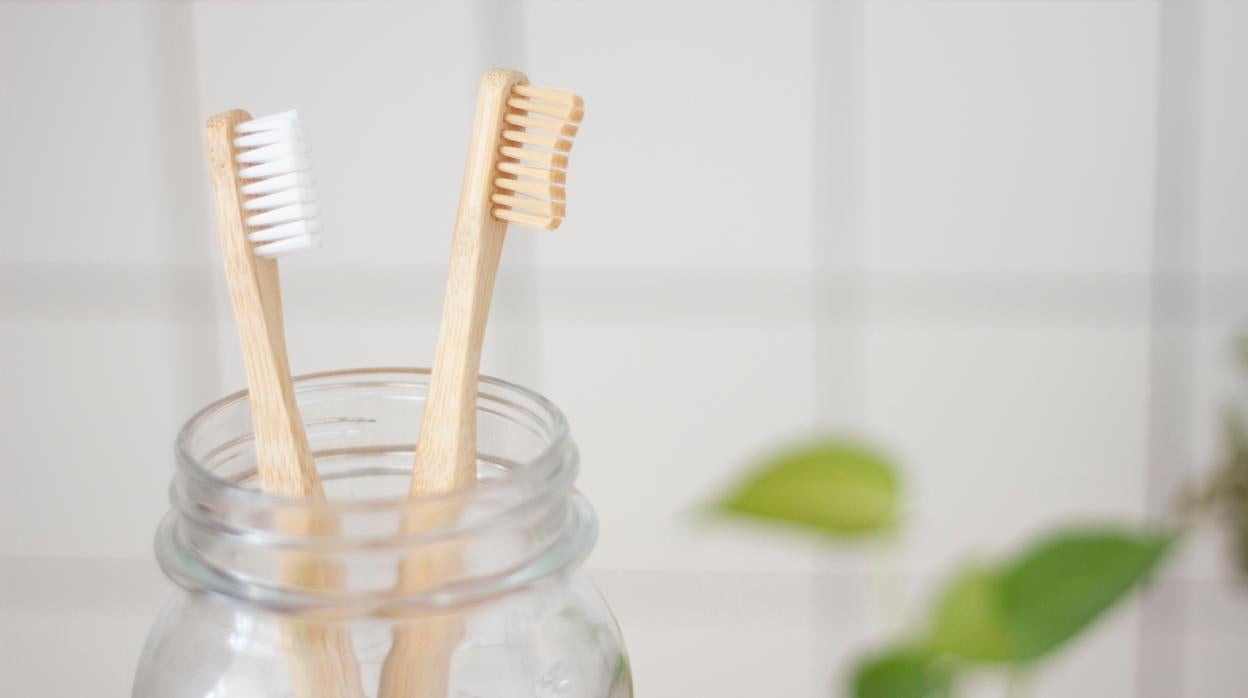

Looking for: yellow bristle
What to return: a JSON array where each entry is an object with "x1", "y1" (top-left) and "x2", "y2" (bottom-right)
[
  {"x1": 503, "y1": 130, "x2": 572, "y2": 152},
  {"x1": 500, "y1": 146, "x2": 568, "y2": 170},
  {"x1": 513, "y1": 84, "x2": 582, "y2": 107},
  {"x1": 505, "y1": 113, "x2": 579, "y2": 138},
  {"x1": 507, "y1": 97, "x2": 583, "y2": 123},
  {"x1": 497, "y1": 161, "x2": 566, "y2": 184},
  {"x1": 491, "y1": 193, "x2": 565, "y2": 218},
  {"x1": 492, "y1": 83, "x2": 582, "y2": 230},
  {"x1": 494, "y1": 177, "x2": 566, "y2": 201},
  {"x1": 494, "y1": 208, "x2": 559, "y2": 231}
]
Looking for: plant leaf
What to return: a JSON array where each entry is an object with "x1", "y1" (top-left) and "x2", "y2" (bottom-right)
[
  {"x1": 998, "y1": 529, "x2": 1174, "y2": 660},
  {"x1": 929, "y1": 566, "x2": 1014, "y2": 661},
  {"x1": 714, "y1": 440, "x2": 900, "y2": 535},
  {"x1": 929, "y1": 528, "x2": 1174, "y2": 663},
  {"x1": 852, "y1": 646, "x2": 954, "y2": 698}
]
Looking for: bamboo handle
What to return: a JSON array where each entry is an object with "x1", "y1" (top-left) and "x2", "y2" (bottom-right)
[
  {"x1": 378, "y1": 68, "x2": 529, "y2": 698},
  {"x1": 409, "y1": 68, "x2": 529, "y2": 496},
  {"x1": 206, "y1": 110, "x2": 320, "y2": 497},
  {"x1": 205, "y1": 110, "x2": 364, "y2": 698}
]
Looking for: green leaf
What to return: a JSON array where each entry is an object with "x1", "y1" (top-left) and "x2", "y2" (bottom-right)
[
  {"x1": 929, "y1": 528, "x2": 1175, "y2": 663},
  {"x1": 998, "y1": 529, "x2": 1174, "y2": 660},
  {"x1": 852, "y1": 646, "x2": 953, "y2": 698},
  {"x1": 929, "y1": 567, "x2": 1015, "y2": 661},
  {"x1": 714, "y1": 440, "x2": 900, "y2": 535}
]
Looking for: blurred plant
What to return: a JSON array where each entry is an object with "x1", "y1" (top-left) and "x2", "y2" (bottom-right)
[
  {"x1": 711, "y1": 339, "x2": 1248, "y2": 697},
  {"x1": 850, "y1": 529, "x2": 1172, "y2": 697},
  {"x1": 1178, "y1": 336, "x2": 1248, "y2": 578},
  {"x1": 714, "y1": 440, "x2": 901, "y2": 536}
]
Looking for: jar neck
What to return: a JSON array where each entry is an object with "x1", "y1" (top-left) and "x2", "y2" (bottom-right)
[{"x1": 156, "y1": 368, "x2": 596, "y2": 617}]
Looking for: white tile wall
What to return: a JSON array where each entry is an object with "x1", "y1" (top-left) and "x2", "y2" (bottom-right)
[
  {"x1": 1, "y1": 3, "x2": 186, "y2": 267},
  {"x1": 541, "y1": 319, "x2": 818, "y2": 575},
  {"x1": 863, "y1": 0, "x2": 1160, "y2": 276},
  {"x1": 192, "y1": 0, "x2": 482, "y2": 271},
  {"x1": 592, "y1": 569, "x2": 823, "y2": 698},
  {"x1": 1181, "y1": 577, "x2": 1248, "y2": 697},
  {"x1": 0, "y1": 557, "x2": 165, "y2": 696},
  {"x1": 1195, "y1": 0, "x2": 1248, "y2": 277},
  {"x1": 521, "y1": 0, "x2": 817, "y2": 273},
  {"x1": 3, "y1": 1, "x2": 1246, "y2": 697},
  {"x1": 0, "y1": 316, "x2": 180, "y2": 558},
  {"x1": 859, "y1": 325, "x2": 1152, "y2": 574}
]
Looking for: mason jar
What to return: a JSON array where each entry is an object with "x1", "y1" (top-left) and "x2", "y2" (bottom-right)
[{"x1": 133, "y1": 368, "x2": 632, "y2": 697}]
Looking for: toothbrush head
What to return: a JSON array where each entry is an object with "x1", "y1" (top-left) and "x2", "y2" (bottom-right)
[
  {"x1": 491, "y1": 83, "x2": 584, "y2": 231},
  {"x1": 233, "y1": 110, "x2": 322, "y2": 259}
]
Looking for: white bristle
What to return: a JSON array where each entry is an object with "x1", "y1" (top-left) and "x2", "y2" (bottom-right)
[
  {"x1": 249, "y1": 219, "x2": 321, "y2": 243},
  {"x1": 234, "y1": 128, "x2": 304, "y2": 148},
  {"x1": 242, "y1": 187, "x2": 315, "y2": 211},
  {"x1": 238, "y1": 156, "x2": 311, "y2": 180},
  {"x1": 234, "y1": 110, "x2": 321, "y2": 259},
  {"x1": 246, "y1": 201, "x2": 320, "y2": 228},
  {"x1": 235, "y1": 109, "x2": 300, "y2": 133},
  {"x1": 239, "y1": 171, "x2": 313, "y2": 196},
  {"x1": 253, "y1": 233, "x2": 321, "y2": 258},
  {"x1": 236, "y1": 140, "x2": 309, "y2": 164}
]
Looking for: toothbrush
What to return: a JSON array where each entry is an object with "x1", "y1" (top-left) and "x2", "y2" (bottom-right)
[
  {"x1": 378, "y1": 69, "x2": 584, "y2": 697},
  {"x1": 204, "y1": 109, "x2": 364, "y2": 698},
  {"x1": 412, "y1": 69, "x2": 582, "y2": 496}
]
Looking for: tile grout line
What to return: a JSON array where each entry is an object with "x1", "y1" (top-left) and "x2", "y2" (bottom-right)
[
  {"x1": 810, "y1": 0, "x2": 870, "y2": 691},
  {"x1": 150, "y1": 3, "x2": 226, "y2": 456},
  {"x1": 1137, "y1": 1, "x2": 1202, "y2": 696},
  {"x1": 471, "y1": 0, "x2": 545, "y2": 389},
  {"x1": 8, "y1": 263, "x2": 1248, "y2": 328}
]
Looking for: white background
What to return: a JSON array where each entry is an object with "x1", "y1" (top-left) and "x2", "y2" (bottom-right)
[{"x1": 1, "y1": 1, "x2": 1246, "y2": 696}]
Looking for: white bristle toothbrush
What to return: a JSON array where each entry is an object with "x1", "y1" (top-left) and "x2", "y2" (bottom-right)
[
  {"x1": 379, "y1": 68, "x2": 585, "y2": 698},
  {"x1": 204, "y1": 109, "x2": 363, "y2": 698},
  {"x1": 205, "y1": 109, "x2": 322, "y2": 496}
]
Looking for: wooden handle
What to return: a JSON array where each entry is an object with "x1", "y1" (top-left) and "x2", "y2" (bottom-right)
[
  {"x1": 205, "y1": 110, "x2": 321, "y2": 498},
  {"x1": 205, "y1": 110, "x2": 364, "y2": 698},
  {"x1": 378, "y1": 69, "x2": 529, "y2": 698},
  {"x1": 409, "y1": 68, "x2": 529, "y2": 496}
]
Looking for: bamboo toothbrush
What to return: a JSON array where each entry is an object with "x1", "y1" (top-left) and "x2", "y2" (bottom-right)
[
  {"x1": 204, "y1": 108, "x2": 364, "y2": 698},
  {"x1": 412, "y1": 69, "x2": 582, "y2": 496},
  {"x1": 378, "y1": 68, "x2": 584, "y2": 697}
]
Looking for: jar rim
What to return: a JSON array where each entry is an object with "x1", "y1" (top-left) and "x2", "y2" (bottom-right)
[
  {"x1": 174, "y1": 366, "x2": 573, "y2": 514},
  {"x1": 161, "y1": 367, "x2": 595, "y2": 613}
]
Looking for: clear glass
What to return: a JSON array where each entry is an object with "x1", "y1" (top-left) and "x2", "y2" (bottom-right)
[{"x1": 133, "y1": 368, "x2": 632, "y2": 698}]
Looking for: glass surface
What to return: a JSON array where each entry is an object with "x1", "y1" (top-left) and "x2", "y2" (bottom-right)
[{"x1": 133, "y1": 368, "x2": 632, "y2": 698}]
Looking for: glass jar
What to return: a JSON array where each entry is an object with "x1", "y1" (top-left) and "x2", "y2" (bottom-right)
[{"x1": 133, "y1": 368, "x2": 632, "y2": 698}]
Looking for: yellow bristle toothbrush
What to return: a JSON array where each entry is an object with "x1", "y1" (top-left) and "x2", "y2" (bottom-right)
[
  {"x1": 204, "y1": 109, "x2": 364, "y2": 698},
  {"x1": 378, "y1": 68, "x2": 584, "y2": 697}
]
